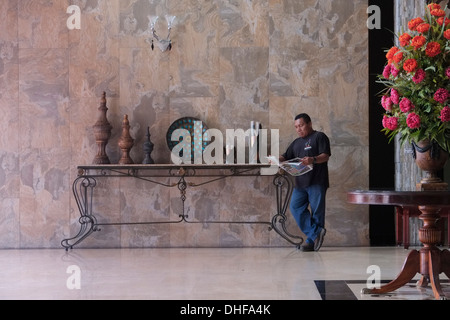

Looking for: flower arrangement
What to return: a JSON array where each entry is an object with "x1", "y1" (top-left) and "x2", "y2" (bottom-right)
[{"x1": 379, "y1": 3, "x2": 450, "y2": 154}]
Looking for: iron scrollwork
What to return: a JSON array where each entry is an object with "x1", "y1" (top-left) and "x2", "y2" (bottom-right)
[{"x1": 61, "y1": 165, "x2": 303, "y2": 250}]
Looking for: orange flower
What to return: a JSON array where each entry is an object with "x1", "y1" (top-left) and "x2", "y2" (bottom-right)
[
  {"x1": 386, "y1": 47, "x2": 403, "y2": 64},
  {"x1": 437, "y1": 17, "x2": 450, "y2": 27},
  {"x1": 425, "y1": 42, "x2": 441, "y2": 58},
  {"x1": 411, "y1": 35, "x2": 426, "y2": 50},
  {"x1": 408, "y1": 17, "x2": 424, "y2": 31},
  {"x1": 431, "y1": 9, "x2": 446, "y2": 17},
  {"x1": 399, "y1": 33, "x2": 411, "y2": 47},
  {"x1": 428, "y1": 3, "x2": 441, "y2": 11},
  {"x1": 445, "y1": 29, "x2": 450, "y2": 40},
  {"x1": 416, "y1": 23, "x2": 430, "y2": 33},
  {"x1": 403, "y1": 59, "x2": 418, "y2": 73}
]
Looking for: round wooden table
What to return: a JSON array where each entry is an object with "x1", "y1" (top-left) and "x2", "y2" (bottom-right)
[{"x1": 347, "y1": 190, "x2": 450, "y2": 300}]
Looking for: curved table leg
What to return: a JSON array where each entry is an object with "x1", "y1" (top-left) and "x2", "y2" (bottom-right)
[
  {"x1": 441, "y1": 250, "x2": 450, "y2": 279},
  {"x1": 428, "y1": 249, "x2": 448, "y2": 300},
  {"x1": 416, "y1": 275, "x2": 428, "y2": 288},
  {"x1": 61, "y1": 176, "x2": 99, "y2": 250},
  {"x1": 362, "y1": 250, "x2": 420, "y2": 295},
  {"x1": 270, "y1": 174, "x2": 303, "y2": 247}
]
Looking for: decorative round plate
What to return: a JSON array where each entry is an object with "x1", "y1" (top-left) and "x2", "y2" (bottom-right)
[{"x1": 166, "y1": 117, "x2": 210, "y2": 160}]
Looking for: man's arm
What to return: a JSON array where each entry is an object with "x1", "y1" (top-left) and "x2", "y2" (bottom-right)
[{"x1": 301, "y1": 153, "x2": 330, "y2": 166}]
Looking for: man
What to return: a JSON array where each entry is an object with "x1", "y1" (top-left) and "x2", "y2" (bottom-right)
[{"x1": 280, "y1": 113, "x2": 331, "y2": 252}]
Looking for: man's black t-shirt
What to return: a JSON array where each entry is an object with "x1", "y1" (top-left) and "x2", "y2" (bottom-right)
[{"x1": 281, "y1": 131, "x2": 331, "y2": 189}]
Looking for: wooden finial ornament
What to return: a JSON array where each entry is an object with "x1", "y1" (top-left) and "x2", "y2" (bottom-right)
[
  {"x1": 118, "y1": 115, "x2": 134, "y2": 164},
  {"x1": 142, "y1": 126, "x2": 155, "y2": 164},
  {"x1": 92, "y1": 92, "x2": 112, "y2": 164}
]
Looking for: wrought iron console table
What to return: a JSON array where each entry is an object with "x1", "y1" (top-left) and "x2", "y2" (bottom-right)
[{"x1": 61, "y1": 164, "x2": 302, "y2": 250}]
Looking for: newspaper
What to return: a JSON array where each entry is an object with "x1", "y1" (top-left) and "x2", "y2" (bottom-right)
[{"x1": 266, "y1": 156, "x2": 313, "y2": 176}]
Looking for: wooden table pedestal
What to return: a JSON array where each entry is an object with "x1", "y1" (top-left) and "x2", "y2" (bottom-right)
[{"x1": 348, "y1": 191, "x2": 450, "y2": 300}]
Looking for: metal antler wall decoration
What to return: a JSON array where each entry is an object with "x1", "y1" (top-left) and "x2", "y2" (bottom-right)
[{"x1": 148, "y1": 15, "x2": 176, "y2": 52}]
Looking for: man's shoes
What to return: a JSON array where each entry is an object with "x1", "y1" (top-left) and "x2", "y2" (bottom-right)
[
  {"x1": 298, "y1": 242, "x2": 314, "y2": 252},
  {"x1": 314, "y1": 228, "x2": 326, "y2": 252}
]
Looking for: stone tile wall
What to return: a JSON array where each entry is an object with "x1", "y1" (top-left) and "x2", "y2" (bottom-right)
[{"x1": 0, "y1": 0, "x2": 369, "y2": 248}]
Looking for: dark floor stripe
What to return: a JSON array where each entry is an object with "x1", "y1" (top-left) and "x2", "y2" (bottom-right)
[
  {"x1": 315, "y1": 279, "x2": 450, "y2": 300},
  {"x1": 314, "y1": 280, "x2": 358, "y2": 300}
]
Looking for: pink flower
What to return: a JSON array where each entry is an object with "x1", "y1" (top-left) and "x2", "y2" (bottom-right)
[
  {"x1": 381, "y1": 96, "x2": 393, "y2": 111},
  {"x1": 441, "y1": 106, "x2": 450, "y2": 122},
  {"x1": 390, "y1": 89, "x2": 400, "y2": 104},
  {"x1": 399, "y1": 97, "x2": 415, "y2": 113},
  {"x1": 382, "y1": 115, "x2": 399, "y2": 131},
  {"x1": 446, "y1": 67, "x2": 450, "y2": 79},
  {"x1": 412, "y1": 69, "x2": 426, "y2": 84},
  {"x1": 391, "y1": 65, "x2": 399, "y2": 77},
  {"x1": 406, "y1": 113, "x2": 421, "y2": 129},
  {"x1": 382, "y1": 64, "x2": 399, "y2": 79},
  {"x1": 383, "y1": 64, "x2": 392, "y2": 79},
  {"x1": 434, "y1": 88, "x2": 449, "y2": 104}
]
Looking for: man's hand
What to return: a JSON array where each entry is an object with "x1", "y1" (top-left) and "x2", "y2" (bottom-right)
[{"x1": 301, "y1": 157, "x2": 314, "y2": 166}]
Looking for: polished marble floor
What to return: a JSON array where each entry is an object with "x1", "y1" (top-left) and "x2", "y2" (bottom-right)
[{"x1": 0, "y1": 246, "x2": 449, "y2": 301}]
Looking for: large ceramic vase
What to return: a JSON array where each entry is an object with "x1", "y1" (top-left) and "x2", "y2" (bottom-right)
[{"x1": 412, "y1": 139, "x2": 449, "y2": 190}]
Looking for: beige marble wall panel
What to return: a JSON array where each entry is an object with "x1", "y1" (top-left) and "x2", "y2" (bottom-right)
[
  {"x1": 0, "y1": 152, "x2": 19, "y2": 201},
  {"x1": 121, "y1": 224, "x2": 171, "y2": 247},
  {"x1": 169, "y1": 97, "x2": 221, "y2": 131},
  {"x1": 18, "y1": 0, "x2": 69, "y2": 49},
  {"x1": 19, "y1": 148, "x2": 71, "y2": 247},
  {"x1": 120, "y1": 48, "x2": 169, "y2": 105},
  {"x1": 119, "y1": 0, "x2": 167, "y2": 48},
  {"x1": 19, "y1": 48, "x2": 70, "y2": 149},
  {"x1": 217, "y1": 175, "x2": 274, "y2": 247},
  {"x1": 0, "y1": 1, "x2": 19, "y2": 248},
  {"x1": 219, "y1": 47, "x2": 269, "y2": 130},
  {"x1": 269, "y1": 49, "x2": 320, "y2": 98},
  {"x1": 119, "y1": 179, "x2": 171, "y2": 222},
  {"x1": 69, "y1": 0, "x2": 120, "y2": 99},
  {"x1": 326, "y1": 145, "x2": 370, "y2": 246},
  {"x1": 217, "y1": 0, "x2": 269, "y2": 48},
  {"x1": 0, "y1": 0, "x2": 18, "y2": 43},
  {"x1": 269, "y1": 2, "x2": 321, "y2": 52},
  {"x1": 18, "y1": 45, "x2": 71, "y2": 247},
  {"x1": 169, "y1": 223, "x2": 221, "y2": 247},
  {"x1": 0, "y1": 60, "x2": 19, "y2": 154},
  {"x1": 168, "y1": 0, "x2": 220, "y2": 99},
  {"x1": 0, "y1": 198, "x2": 20, "y2": 248},
  {"x1": 0, "y1": 24, "x2": 19, "y2": 200},
  {"x1": 317, "y1": 1, "x2": 368, "y2": 49},
  {"x1": 118, "y1": 177, "x2": 171, "y2": 247},
  {"x1": 318, "y1": 46, "x2": 369, "y2": 146}
]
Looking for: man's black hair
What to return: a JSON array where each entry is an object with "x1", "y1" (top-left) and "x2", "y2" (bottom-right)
[{"x1": 295, "y1": 113, "x2": 311, "y2": 123}]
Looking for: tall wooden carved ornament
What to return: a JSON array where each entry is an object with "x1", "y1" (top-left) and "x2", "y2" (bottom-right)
[
  {"x1": 142, "y1": 126, "x2": 155, "y2": 164},
  {"x1": 118, "y1": 115, "x2": 134, "y2": 164},
  {"x1": 92, "y1": 92, "x2": 112, "y2": 164}
]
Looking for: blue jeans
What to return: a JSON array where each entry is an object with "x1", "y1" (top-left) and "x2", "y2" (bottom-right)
[{"x1": 289, "y1": 185, "x2": 327, "y2": 245}]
